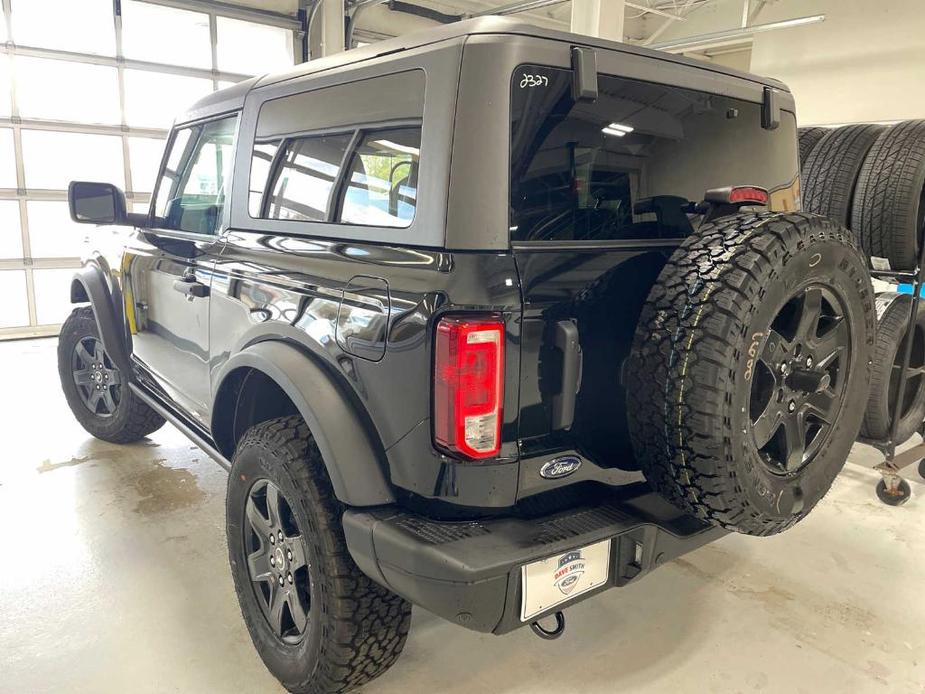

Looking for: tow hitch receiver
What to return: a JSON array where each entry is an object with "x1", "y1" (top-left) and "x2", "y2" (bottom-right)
[{"x1": 530, "y1": 611, "x2": 566, "y2": 640}]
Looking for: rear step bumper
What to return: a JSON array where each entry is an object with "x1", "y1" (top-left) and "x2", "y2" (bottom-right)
[{"x1": 343, "y1": 483, "x2": 725, "y2": 635}]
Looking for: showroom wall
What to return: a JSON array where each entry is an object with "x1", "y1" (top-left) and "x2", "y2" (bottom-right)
[
  {"x1": 650, "y1": 0, "x2": 925, "y2": 126},
  {"x1": 0, "y1": 0, "x2": 297, "y2": 338}
]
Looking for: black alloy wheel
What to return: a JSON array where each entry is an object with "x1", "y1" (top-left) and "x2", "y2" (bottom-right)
[
  {"x1": 244, "y1": 479, "x2": 311, "y2": 644},
  {"x1": 71, "y1": 335, "x2": 122, "y2": 417},
  {"x1": 888, "y1": 313, "x2": 925, "y2": 422},
  {"x1": 749, "y1": 285, "x2": 850, "y2": 474}
]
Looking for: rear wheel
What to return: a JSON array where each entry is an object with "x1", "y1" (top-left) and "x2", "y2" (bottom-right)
[
  {"x1": 57, "y1": 307, "x2": 164, "y2": 443},
  {"x1": 626, "y1": 213, "x2": 874, "y2": 535},
  {"x1": 226, "y1": 416, "x2": 411, "y2": 694}
]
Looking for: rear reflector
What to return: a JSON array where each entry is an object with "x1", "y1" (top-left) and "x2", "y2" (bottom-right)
[{"x1": 433, "y1": 316, "x2": 504, "y2": 460}]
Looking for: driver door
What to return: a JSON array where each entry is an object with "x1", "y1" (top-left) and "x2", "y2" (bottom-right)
[{"x1": 124, "y1": 114, "x2": 238, "y2": 424}]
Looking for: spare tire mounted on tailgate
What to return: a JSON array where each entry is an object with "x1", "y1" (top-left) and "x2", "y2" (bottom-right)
[{"x1": 626, "y1": 212, "x2": 874, "y2": 536}]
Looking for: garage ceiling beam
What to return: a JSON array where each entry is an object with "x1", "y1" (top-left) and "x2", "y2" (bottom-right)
[
  {"x1": 469, "y1": 0, "x2": 686, "y2": 22},
  {"x1": 320, "y1": 0, "x2": 346, "y2": 54},
  {"x1": 470, "y1": 0, "x2": 567, "y2": 16},
  {"x1": 643, "y1": 0, "x2": 696, "y2": 45},
  {"x1": 571, "y1": 0, "x2": 624, "y2": 40},
  {"x1": 648, "y1": 13, "x2": 825, "y2": 52}
]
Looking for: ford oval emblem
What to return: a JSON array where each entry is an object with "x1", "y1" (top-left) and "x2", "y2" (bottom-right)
[{"x1": 540, "y1": 456, "x2": 582, "y2": 480}]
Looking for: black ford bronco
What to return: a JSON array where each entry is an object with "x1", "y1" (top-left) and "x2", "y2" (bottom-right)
[{"x1": 59, "y1": 17, "x2": 874, "y2": 693}]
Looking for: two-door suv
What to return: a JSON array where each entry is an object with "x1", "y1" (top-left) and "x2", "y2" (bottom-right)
[{"x1": 60, "y1": 17, "x2": 874, "y2": 693}]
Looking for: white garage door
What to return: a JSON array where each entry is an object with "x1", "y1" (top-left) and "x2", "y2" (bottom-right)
[{"x1": 0, "y1": 0, "x2": 298, "y2": 339}]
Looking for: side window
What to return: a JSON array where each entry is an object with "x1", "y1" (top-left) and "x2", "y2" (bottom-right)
[
  {"x1": 247, "y1": 70, "x2": 425, "y2": 232},
  {"x1": 153, "y1": 114, "x2": 237, "y2": 235},
  {"x1": 266, "y1": 134, "x2": 352, "y2": 221},
  {"x1": 338, "y1": 128, "x2": 420, "y2": 228}
]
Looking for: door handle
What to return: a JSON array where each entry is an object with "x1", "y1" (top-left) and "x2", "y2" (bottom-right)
[{"x1": 173, "y1": 277, "x2": 210, "y2": 299}]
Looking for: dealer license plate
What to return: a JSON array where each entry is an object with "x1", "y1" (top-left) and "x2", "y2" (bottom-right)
[{"x1": 520, "y1": 539, "x2": 611, "y2": 622}]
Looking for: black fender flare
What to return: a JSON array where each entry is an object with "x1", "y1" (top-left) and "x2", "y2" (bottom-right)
[
  {"x1": 212, "y1": 341, "x2": 395, "y2": 507},
  {"x1": 70, "y1": 264, "x2": 132, "y2": 375}
]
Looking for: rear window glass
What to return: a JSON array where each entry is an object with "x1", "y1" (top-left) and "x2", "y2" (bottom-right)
[{"x1": 510, "y1": 65, "x2": 799, "y2": 243}]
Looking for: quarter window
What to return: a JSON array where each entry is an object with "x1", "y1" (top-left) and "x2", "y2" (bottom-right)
[
  {"x1": 266, "y1": 134, "x2": 352, "y2": 221},
  {"x1": 339, "y1": 128, "x2": 420, "y2": 228},
  {"x1": 153, "y1": 115, "x2": 237, "y2": 235}
]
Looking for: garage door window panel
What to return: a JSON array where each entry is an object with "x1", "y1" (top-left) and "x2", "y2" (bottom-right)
[
  {"x1": 15, "y1": 57, "x2": 120, "y2": 125},
  {"x1": 0, "y1": 201, "x2": 23, "y2": 259},
  {"x1": 123, "y1": 70, "x2": 215, "y2": 129},
  {"x1": 10, "y1": 0, "x2": 116, "y2": 56},
  {"x1": 0, "y1": 128, "x2": 17, "y2": 189},
  {"x1": 27, "y1": 201, "x2": 87, "y2": 259},
  {"x1": 22, "y1": 130, "x2": 124, "y2": 190},
  {"x1": 120, "y1": 1, "x2": 212, "y2": 70},
  {"x1": 0, "y1": 270, "x2": 29, "y2": 328}
]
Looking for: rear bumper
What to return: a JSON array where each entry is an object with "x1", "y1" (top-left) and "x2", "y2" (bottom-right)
[{"x1": 343, "y1": 482, "x2": 725, "y2": 634}]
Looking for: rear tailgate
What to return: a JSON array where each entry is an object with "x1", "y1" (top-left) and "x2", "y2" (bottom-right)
[{"x1": 509, "y1": 63, "x2": 799, "y2": 469}]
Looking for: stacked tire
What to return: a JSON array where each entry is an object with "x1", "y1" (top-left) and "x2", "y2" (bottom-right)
[
  {"x1": 801, "y1": 121, "x2": 925, "y2": 445},
  {"x1": 798, "y1": 126, "x2": 829, "y2": 168},
  {"x1": 801, "y1": 124, "x2": 885, "y2": 227},
  {"x1": 853, "y1": 120, "x2": 925, "y2": 270},
  {"x1": 862, "y1": 292, "x2": 925, "y2": 444}
]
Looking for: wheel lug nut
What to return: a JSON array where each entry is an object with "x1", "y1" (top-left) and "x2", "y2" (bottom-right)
[
  {"x1": 269, "y1": 535, "x2": 275, "y2": 545},
  {"x1": 805, "y1": 356, "x2": 813, "y2": 368},
  {"x1": 270, "y1": 556, "x2": 276, "y2": 566},
  {"x1": 277, "y1": 531, "x2": 283, "y2": 541},
  {"x1": 287, "y1": 573, "x2": 293, "y2": 584},
  {"x1": 287, "y1": 550, "x2": 292, "y2": 561},
  {"x1": 278, "y1": 576, "x2": 284, "y2": 586},
  {"x1": 788, "y1": 400, "x2": 796, "y2": 413}
]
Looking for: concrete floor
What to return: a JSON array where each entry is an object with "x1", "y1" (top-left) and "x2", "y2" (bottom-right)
[{"x1": 1, "y1": 337, "x2": 924, "y2": 694}]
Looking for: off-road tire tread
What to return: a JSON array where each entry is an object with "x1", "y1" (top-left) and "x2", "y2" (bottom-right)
[
  {"x1": 852, "y1": 120, "x2": 925, "y2": 270},
  {"x1": 230, "y1": 416, "x2": 410, "y2": 694},
  {"x1": 798, "y1": 126, "x2": 829, "y2": 167},
  {"x1": 58, "y1": 306, "x2": 164, "y2": 443},
  {"x1": 626, "y1": 212, "x2": 871, "y2": 536},
  {"x1": 801, "y1": 123, "x2": 884, "y2": 226},
  {"x1": 861, "y1": 294, "x2": 925, "y2": 442}
]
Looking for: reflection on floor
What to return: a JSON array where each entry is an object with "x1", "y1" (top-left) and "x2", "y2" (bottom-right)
[{"x1": 1, "y1": 337, "x2": 923, "y2": 693}]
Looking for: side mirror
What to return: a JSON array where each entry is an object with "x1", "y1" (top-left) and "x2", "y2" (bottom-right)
[{"x1": 68, "y1": 181, "x2": 127, "y2": 225}]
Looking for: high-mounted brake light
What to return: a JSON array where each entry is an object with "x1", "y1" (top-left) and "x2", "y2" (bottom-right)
[
  {"x1": 433, "y1": 316, "x2": 505, "y2": 460},
  {"x1": 704, "y1": 185, "x2": 770, "y2": 206}
]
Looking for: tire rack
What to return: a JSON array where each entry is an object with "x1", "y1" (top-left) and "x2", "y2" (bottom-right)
[{"x1": 863, "y1": 245, "x2": 925, "y2": 506}]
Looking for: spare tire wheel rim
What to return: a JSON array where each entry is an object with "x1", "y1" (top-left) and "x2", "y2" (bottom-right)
[
  {"x1": 243, "y1": 479, "x2": 312, "y2": 645},
  {"x1": 748, "y1": 284, "x2": 851, "y2": 475}
]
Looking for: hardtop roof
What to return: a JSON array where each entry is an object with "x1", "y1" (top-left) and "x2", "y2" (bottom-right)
[{"x1": 178, "y1": 16, "x2": 788, "y2": 124}]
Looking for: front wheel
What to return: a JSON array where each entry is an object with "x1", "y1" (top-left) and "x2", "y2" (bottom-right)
[
  {"x1": 226, "y1": 416, "x2": 410, "y2": 694},
  {"x1": 57, "y1": 307, "x2": 164, "y2": 443}
]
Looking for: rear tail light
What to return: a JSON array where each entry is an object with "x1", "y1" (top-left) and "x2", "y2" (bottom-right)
[{"x1": 433, "y1": 316, "x2": 504, "y2": 460}]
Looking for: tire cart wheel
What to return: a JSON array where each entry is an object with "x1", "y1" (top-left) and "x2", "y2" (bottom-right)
[
  {"x1": 918, "y1": 458, "x2": 925, "y2": 480},
  {"x1": 876, "y1": 477, "x2": 912, "y2": 506}
]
